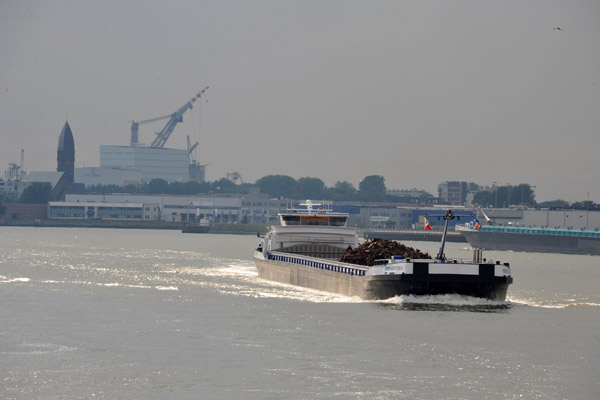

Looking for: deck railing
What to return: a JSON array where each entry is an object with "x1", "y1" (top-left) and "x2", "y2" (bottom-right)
[{"x1": 267, "y1": 251, "x2": 369, "y2": 277}]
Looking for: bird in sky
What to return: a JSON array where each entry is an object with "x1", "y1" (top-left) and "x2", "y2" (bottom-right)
[{"x1": 553, "y1": 26, "x2": 564, "y2": 30}]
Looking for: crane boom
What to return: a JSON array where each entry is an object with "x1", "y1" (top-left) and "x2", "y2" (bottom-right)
[
  {"x1": 187, "y1": 135, "x2": 199, "y2": 155},
  {"x1": 130, "y1": 114, "x2": 172, "y2": 146},
  {"x1": 149, "y1": 86, "x2": 209, "y2": 148}
]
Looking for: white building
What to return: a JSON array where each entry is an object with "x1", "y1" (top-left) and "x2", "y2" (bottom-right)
[
  {"x1": 100, "y1": 145, "x2": 189, "y2": 183},
  {"x1": 65, "y1": 193, "x2": 242, "y2": 223},
  {"x1": 48, "y1": 201, "x2": 160, "y2": 221}
]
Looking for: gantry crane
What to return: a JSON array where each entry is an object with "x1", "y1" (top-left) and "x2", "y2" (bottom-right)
[{"x1": 130, "y1": 86, "x2": 209, "y2": 148}]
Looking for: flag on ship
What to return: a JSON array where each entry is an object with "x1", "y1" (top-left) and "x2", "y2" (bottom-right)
[
  {"x1": 473, "y1": 217, "x2": 482, "y2": 229},
  {"x1": 424, "y1": 217, "x2": 433, "y2": 231}
]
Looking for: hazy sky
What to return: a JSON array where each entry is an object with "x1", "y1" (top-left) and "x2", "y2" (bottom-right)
[{"x1": 1, "y1": 0, "x2": 598, "y2": 202}]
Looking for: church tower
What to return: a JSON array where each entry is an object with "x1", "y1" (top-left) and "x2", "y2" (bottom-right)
[{"x1": 57, "y1": 121, "x2": 75, "y2": 183}]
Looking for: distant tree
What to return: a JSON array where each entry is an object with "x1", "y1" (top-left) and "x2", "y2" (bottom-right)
[
  {"x1": 186, "y1": 181, "x2": 211, "y2": 194},
  {"x1": 0, "y1": 192, "x2": 15, "y2": 204},
  {"x1": 145, "y1": 179, "x2": 170, "y2": 194},
  {"x1": 327, "y1": 181, "x2": 357, "y2": 200},
  {"x1": 512, "y1": 184, "x2": 535, "y2": 206},
  {"x1": 467, "y1": 182, "x2": 480, "y2": 192},
  {"x1": 211, "y1": 178, "x2": 238, "y2": 194},
  {"x1": 164, "y1": 181, "x2": 211, "y2": 195},
  {"x1": 537, "y1": 199, "x2": 570, "y2": 210},
  {"x1": 295, "y1": 177, "x2": 326, "y2": 199},
  {"x1": 570, "y1": 201, "x2": 599, "y2": 211},
  {"x1": 19, "y1": 182, "x2": 54, "y2": 204},
  {"x1": 472, "y1": 191, "x2": 494, "y2": 207},
  {"x1": 87, "y1": 179, "x2": 240, "y2": 196},
  {"x1": 359, "y1": 175, "x2": 386, "y2": 194},
  {"x1": 255, "y1": 175, "x2": 297, "y2": 198},
  {"x1": 472, "y1": 184, "x2": 536, "y2": 207},
  {"x1": 358, "y1": 175, "x2": 386, "y2": 201},
  {"x1": 87, "y1": 184, "x2": 125, "y2": 194}
]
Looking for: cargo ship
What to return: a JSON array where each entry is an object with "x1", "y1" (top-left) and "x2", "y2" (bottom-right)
[
  {"x1": 456, "y1": 223, "x2": 600, "y2": 255},
  {"x1": 253, "y1": 201, "x2": 513, "y2": 300}
]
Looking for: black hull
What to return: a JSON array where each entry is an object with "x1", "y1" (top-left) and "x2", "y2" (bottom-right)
[
  {"x1": 365, "y1": 275, "x2": 510, "y2": 301},
  {"x1": 255, "y1": 257, "x2": 511, "y2": 301}
]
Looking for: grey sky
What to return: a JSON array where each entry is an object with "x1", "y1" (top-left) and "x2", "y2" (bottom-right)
[{"x1": 1, "y1": 0, "x2": 598, "y2": 202}]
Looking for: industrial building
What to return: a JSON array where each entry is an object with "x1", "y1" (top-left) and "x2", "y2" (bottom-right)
[
  {"x1": 63, "y1": 193, "x2": 241, "y2": 223},
  {"x1": 438, "y1": 181, "x2": 468, "y2": 206},
  {"x1": 241, "y1": 196, "x2": 291, "y2": 224},
  {"x1": 100, "y1": 145, "x2": 189, "y2": 183},
  {"x1": 95, "y1": 88, "x2": 210, "y2": 184},
  {"x1": 0, "y1": 178, "x2": 20, "y2": 200},
  {"x1": 48, "y1": 201, "x2": 159, "y2": 220}
]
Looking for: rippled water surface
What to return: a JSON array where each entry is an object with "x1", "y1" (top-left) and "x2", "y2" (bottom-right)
[{"x1": 1, "y1": 227, "x2": 599, "y2": 399}]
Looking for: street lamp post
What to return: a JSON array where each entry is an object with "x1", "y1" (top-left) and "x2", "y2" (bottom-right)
[
  {"x1": 587, "y1": 192, "x2": 590, "y2": 229},
  {"x1": 521, "y1": 185, "x2": 524, "y2": 204},
  {"x1": 493, "y1": 182, "x2": 497, "y2": 208}
]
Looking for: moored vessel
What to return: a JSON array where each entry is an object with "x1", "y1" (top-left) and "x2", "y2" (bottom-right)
[
  {"x1": 182, "y1": 217, "x2": 211, "y2": 233},
  {"x1": 254, "y1": 202, "x2": 513, "y2": 300},
  {"x1": 456, "y1": 223, "x2": 600, "y2": 255}
]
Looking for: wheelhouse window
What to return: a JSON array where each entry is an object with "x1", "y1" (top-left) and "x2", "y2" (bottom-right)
[
  {"x1": 330, "y1": 217, "x2": 347, "y2": 226},
  {"x1": 281, "y1": 214, "x2": 348, "y2": 226},
  {"x1": 281, "y1": 215, "x2": 301, "y2": 225}
]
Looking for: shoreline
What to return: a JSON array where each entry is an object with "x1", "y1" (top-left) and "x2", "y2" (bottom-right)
[{"x1": 0, "y1": 219, "x2": 268, "y2": 235}]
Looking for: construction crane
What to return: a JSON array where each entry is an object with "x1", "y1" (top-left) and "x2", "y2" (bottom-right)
[
  {"x1": 187, "y1": 135, "x2": 199, "y2": 157},
  {"x1": 130, "y1": 86, "x2": 209, "y2": 148},
  {"x1": 130, "y1": 114, "x2": 171, "y2": 146}
]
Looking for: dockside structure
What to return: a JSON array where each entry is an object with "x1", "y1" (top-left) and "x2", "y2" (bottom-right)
[{"x1": 45, "y1": 194, "x2": 600, "y2": 231}]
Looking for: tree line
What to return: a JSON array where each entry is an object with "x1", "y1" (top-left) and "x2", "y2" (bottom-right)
[
  {"x1": 471, "y1": 184, "x2": 536, "y2": 207},
  {"x1": 2, "y1": 177, "x2": 598, "y2": 211},
  {"x1": 1, "y1": 175, "x2": 409, "y2": 205},
  {"x1": 82, "y1": 174, "x2": 427, "y2": 203}
]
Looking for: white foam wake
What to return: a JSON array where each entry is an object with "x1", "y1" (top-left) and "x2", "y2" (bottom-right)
[
  {"x1": 380, "y1": 293, "x2": 509, "y2": 307},
  {"x1": 0, "y1": 277, "x2": 30, "y2": 283},
  {"x1": 508, "y1": 296, "x2": 600, "y2": 309}
]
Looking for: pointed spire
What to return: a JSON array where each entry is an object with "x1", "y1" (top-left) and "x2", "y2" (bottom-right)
[
  {"x1": 58, "y1": 121, "x2": 74, "y2": 152},
  {"x1": 57, "y1": 121, "x2": 75, "y2": 183}
]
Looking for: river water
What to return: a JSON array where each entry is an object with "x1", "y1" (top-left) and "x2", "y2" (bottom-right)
[{"x1": 1, "y1": 227, "x2": 599, "y2": 399}]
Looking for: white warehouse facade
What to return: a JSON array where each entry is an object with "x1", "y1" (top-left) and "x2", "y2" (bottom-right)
[
  {"x1": 48, "y1": 202, "x2": 160, "y2": 221},
  {"x1": 100, "y1": 145, "x2": 189, "y2": 183},
  {"x1": 63, "y1": 194, "x2": 242, "y2": 223}
]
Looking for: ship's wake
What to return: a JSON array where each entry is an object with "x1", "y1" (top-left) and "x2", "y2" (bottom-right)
[
  {"x1": 507, "y1": 296, "x2": 600, "y2": 309},
  {"x1": 377, "y1": 294, "x2": 511, "y2": 312}
]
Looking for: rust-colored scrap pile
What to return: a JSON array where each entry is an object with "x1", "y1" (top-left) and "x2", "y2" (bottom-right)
[{"x1": 340, "y1": 238, "x2": 431, "y2": 266}]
